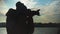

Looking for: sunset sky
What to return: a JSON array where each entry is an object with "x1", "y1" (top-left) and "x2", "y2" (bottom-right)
[{"x1": 0, "y1": 0, "x2": 60, "y2": 23}]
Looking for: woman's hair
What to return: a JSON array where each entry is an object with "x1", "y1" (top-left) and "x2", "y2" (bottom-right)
[{"x1": 16, "y1": 1, "x2": 23, "y2": 7}]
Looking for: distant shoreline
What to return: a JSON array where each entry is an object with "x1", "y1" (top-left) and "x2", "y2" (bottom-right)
[{"x1": 0, "y1": 23, "x2": 60, "y2": 27}]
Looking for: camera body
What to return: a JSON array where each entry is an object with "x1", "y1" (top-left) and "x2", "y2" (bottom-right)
[{"x1": 27, "y1": 9, "x2": 40, "y2": 17}]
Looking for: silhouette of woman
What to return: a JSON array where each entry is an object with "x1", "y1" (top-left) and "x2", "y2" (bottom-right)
[
  {"x1": 6, "y1": 1, "x2": 28, "y2": 34},
  {"x1": 6, "y1": 1, "x2": 40, "y2": 34}
]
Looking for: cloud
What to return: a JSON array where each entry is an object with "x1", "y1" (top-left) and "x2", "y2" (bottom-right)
[
  {"x1": 0, "y1": 0, "x2": 8, "y2": 15},
  {"x1": 33, "y1": 0, "x2": 60, "y2": 23},
  {"x1": 0, "y1": 0, "x2": 7, "y2": 7},
  {"x1": 0, "y1": 10, "x2": 6, "y2": 22},
  {"x1": 0, "y1": 12, "x2": 4, "y2": 16}
]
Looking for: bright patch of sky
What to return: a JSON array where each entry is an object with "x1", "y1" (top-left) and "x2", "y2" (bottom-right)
[
  {"x1": 4, "y1": 0, "x2": 52, "y2": 8},
  {"x1": 4, "y1": 0, "x2": 16, "y2": 9},
  {"x1": 33, "y1": 0, "x2": 52, "y2": 6}
]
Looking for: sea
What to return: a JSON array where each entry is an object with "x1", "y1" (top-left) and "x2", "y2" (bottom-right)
[{"x1": 0, "y1": 27, "x2": 59, "y2": 34}]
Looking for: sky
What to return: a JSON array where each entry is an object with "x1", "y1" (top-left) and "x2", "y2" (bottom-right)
[{"x1": 0, "y1": 0, "x2": 60, "y2": 23}]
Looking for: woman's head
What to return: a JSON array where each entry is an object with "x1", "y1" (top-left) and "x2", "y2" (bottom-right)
[
  {"x1": 16, "y1": 1, "x2": 27, "y2": 10},
  {"x1": 16, "y1": 1, "x2": 23, "y2": 8}
]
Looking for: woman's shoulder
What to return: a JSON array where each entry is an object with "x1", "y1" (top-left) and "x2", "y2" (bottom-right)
[
  {"x1": 6, "y1": 8, "x2": 16, "y2": 16},
  {"x1": 9, "y1": 8, "x2": 16, "y2": 11}
]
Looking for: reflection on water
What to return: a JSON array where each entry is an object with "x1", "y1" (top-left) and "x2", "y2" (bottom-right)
[
  {"x1": 0, "y1": 27, "x2": 7, "y2": 34},
  {"x1": 0, "y1": 27, "x2": 58, "y2": 34}
]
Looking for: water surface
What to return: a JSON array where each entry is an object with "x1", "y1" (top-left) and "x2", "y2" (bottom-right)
[{"x1": 0, "y1": 27, "x2": 58, "y2": 34}]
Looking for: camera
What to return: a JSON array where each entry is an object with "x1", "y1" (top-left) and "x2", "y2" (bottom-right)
[{"x1": 27, "y1": 9, "x2": 40, "y2": 16}]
